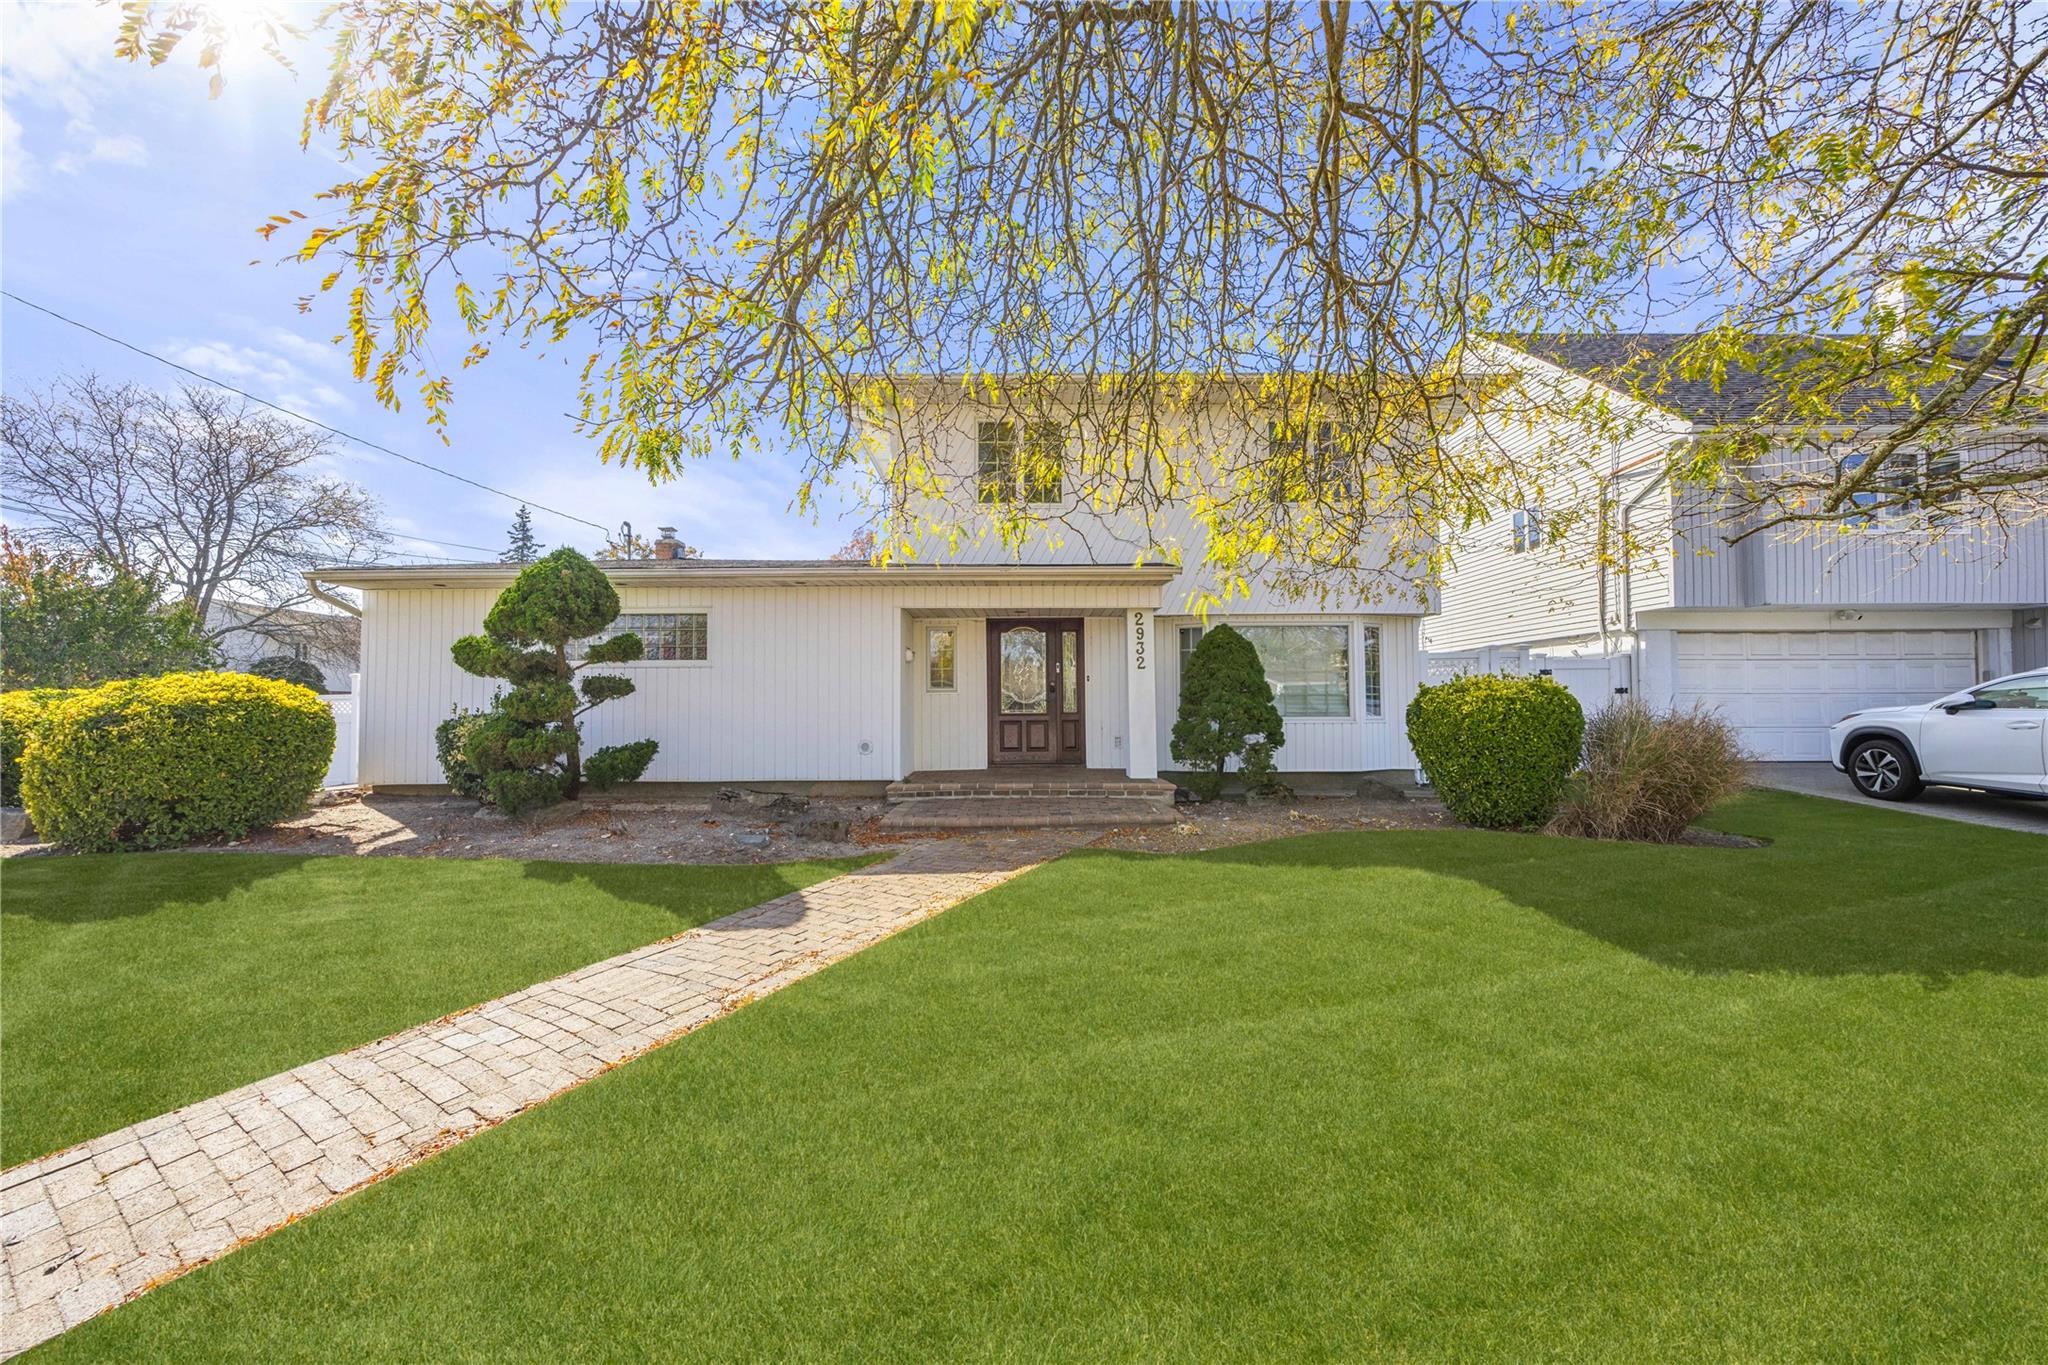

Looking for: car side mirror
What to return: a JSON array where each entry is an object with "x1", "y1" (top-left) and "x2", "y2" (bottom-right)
[{"x1": 1943, "y1": 698, "x2": 1996, "y2": 714}]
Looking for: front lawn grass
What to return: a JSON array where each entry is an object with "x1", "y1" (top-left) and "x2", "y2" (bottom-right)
[
  {"x1": 35, "y1": 792, "x2": 2048, "y2": 1360},
  {"x1": 1, "y1": 852, "x2": 870, "y2": 1166}
]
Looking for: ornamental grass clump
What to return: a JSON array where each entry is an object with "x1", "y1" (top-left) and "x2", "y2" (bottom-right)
[
  {"x1": 1551, "y1": 700, "x2": 1749, "y2": 843},
  {"x1": 450, "y1": 548, "x2": 657, "y2": 815},
  {"x1": 1406, "y1": 674, "x2": 1584, "y2": 829},
  {"x1": 18, "y1": 672, "x2": 333, "y2": 850}
]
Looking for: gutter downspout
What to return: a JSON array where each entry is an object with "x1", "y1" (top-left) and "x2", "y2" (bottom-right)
[
  {"x1": 303, "y1": 571, "x2": 362, "y2": 618},
  {"x1": 1615, "y1": 466, "x2": 1668, "y2": 693}
]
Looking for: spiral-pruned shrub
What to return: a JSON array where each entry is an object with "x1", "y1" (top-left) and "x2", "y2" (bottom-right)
[
  {"x1": 19, "y1": 672, "x2": 334, "y2": 851},
  {"x1": 1, "y1": 688, "x2": 75, "y2": 806},
  {"x1": 1406, "y1": 673, "x2": 1584, "y2": 829}
]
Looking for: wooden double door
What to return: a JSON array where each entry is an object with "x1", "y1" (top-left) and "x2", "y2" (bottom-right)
[{"x1": 988, "y1": 618, "x2": 1086, "y2": 764}]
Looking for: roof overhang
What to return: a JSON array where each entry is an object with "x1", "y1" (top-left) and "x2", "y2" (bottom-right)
[{"x1": 307, "y1": 560, "x2": 1184, "y2": 592}]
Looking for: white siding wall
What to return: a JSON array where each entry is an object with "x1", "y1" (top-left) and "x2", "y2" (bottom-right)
[
  {"x1": 1426, "y1": 364, "x2": 1686, "y2": 654},
  {"x1": 360, "y1": 581, "x2": 1153, "y2": 786},
  {"x1": 1153, "y1": 614, "x2": 1422, "y2": 774},
  {"x1": 880, "y1": 405, "x2": 1436, "y2": 618},
  {"x1": 1084, "y1": 615, "x2": 1130, "y2": 768},
  {"x1": 910, "y1": 617, "x2": 987, "y2": 770}
]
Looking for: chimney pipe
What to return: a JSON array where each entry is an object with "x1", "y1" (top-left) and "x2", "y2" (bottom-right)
[{"x1": 652, "y1": 525, "x2": 681, "y2": 560}]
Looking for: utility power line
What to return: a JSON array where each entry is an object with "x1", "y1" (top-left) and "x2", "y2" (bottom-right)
[{"x1": 1, "y1": 290, "x2": 612, "y2": 536}]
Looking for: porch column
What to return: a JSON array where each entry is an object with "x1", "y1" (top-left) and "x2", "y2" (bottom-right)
[{"x1": 1124, "y1": 608, "x2": 1159, "y2": 778}]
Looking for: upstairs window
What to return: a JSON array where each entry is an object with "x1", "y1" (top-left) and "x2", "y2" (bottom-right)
[
  {"x1": 1511, "y1": 507, "x2": 1543, "y2": 552},
  {"x1": 1264, "y1": 421, "x2": 1360, "y2": 503},
  {"x1": 1838, "y1": 448, "x2": 1965, "y2": 523},
  {"x1": 977, "y1": 420, "x2": 1064, "y2": 504}
]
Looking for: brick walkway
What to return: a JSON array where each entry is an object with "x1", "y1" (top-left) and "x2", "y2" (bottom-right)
[{"x1": 0, "y1": 834, "x2": 1079, "y2": 1357}]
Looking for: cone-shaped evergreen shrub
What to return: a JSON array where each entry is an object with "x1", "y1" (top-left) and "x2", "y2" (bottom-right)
[
  {"x1": 450, "y1": 549, "x2": 657, "y2": 813},
  {"x1": 1171, "y1": 624, "x2": 1286, "y2": 799}
]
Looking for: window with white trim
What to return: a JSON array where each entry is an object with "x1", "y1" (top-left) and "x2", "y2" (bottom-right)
[
  {"x1": 1510, "y1": 507, "x2": 1543, "y2": 552},
  {"x1": 977, "y1": 420, "x2": 1064, "y2": 504},
  {"x1": 1179, "y1": 625, "x2": 1205, "y2": 671},
  {"x1": 1239, "y1": 623, "x2": 1375, "y2": 718},
  {"x1": 927, "y1": 626, "x2": 956, "y2": 690},
  {"x1": 571, "y1": 612, "x2": 707, "y2": 662},
  {"x1": 1264, "y1": 421, "x2": 1361, "y2": 503}
]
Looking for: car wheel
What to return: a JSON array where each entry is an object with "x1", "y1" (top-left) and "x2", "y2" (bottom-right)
[{"x1": 1848, "y1": 738, "x2": 1924, "y2": 801}]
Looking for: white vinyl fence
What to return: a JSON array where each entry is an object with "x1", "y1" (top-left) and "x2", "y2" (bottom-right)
[{"x1": 320, "y1": 674, "x2": 360, "y2": 788}]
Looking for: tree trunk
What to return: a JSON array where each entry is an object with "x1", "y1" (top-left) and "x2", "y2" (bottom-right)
[{"x1": 559, "y1": 643, "x2": 582, "y2": 799}]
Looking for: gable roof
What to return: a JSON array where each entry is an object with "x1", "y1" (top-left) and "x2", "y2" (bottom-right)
[{"x1": 1497, "y1": 332, "x2": 2025, "y2": 426}]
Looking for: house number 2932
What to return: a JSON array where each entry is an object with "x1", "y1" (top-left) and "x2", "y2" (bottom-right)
[{"x1": 1131, "y1": 612, "x2": 1147, "y2": 669}]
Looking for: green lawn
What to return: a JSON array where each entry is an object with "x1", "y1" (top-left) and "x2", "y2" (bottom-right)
[
  {"x1": 32, "y1": 792, "x2": 2048, "y2": 1360},
  {"x1": 1, "y1": 852, "x2": 870, "y2": 1166}
]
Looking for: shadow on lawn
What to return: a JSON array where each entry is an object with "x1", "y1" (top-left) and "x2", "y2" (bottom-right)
[
  {"x1": 515, "y1": 855, "x2": 876, "y2": 928},
  {"x1": 1106, "y1": 796, "x2": 2048, "y2": 984},
  {"x1": 1, "y1": 851, "x2": 301, "y2": 924}
]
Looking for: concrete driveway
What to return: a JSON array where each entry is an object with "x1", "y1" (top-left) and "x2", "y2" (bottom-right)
[{"x1": 1752, "y1": 763, "x2": 2048, "y2": 835}]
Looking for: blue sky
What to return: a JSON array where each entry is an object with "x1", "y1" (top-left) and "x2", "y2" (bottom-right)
[{"x1": 0, "y1": 2, "x2": 863, "y2": 563}]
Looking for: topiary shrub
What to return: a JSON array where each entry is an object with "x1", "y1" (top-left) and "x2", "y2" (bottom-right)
[
  {"x1": 1171, "y1": 624, "x2": 1286, "y2": 800},
  {"x1": 449, "y1": 548, "x2": 658, "y2": 813},
  {"x1": 1, "y1": 688, "x2": 75, "y2": 806},
  {"x1": 434, "y1": 708, "x2": 491, "y2": 801},
  {"x1": 19, "y1": 671, "x2": 334, "y2": 851},
  {"x1": 1406, "y1": 673, "x2": 1584, "y2": 829},
  {"x1": 247, "y1": 655, "x2": 329, "y2": 693},
  {"x1": 1550, "y1": 700, "x2": 1748, "y2": 842},
  {"x1": 584, "y1": 739, "x2": 660, "y2": 791}
]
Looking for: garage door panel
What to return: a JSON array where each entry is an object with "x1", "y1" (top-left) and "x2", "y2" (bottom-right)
[{"x1": 1676, "y1": 630, "x2": 1977, "y2": 761}]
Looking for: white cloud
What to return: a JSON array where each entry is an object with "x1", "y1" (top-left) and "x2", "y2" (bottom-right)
[
  {"x1": 163, "y1": 336, "x2": 352, "y2": 416},
  {"x1": 0, "y1": 2, "x2": 132, "y2": 195}
]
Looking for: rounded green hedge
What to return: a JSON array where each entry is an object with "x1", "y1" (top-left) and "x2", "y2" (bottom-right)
[
  {"x1": 1406, "y1": 673, "x2": 1585, "y2": 829},
  {"x1": 1, "y1": 688, "x2": 76, "y2": 807},
  {"x1": 19, "y1": 672, "x2": 335, "y2": 851}
]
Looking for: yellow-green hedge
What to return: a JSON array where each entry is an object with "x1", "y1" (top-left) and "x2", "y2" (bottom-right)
[
  {"x1": 19, "y1": 672, "x2": 334, "y2": 851},
  {"x1": 1406, "y1": 673, "x2": 1585, "y2": 829},
  {"x1": 1, "y1": 688, "x2": 75, "y2": 806}
]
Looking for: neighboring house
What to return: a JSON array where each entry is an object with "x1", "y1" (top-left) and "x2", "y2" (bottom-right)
[
  {"x1": 1426, "y1": 335, "x2": 2048, "y2": 760},
  {"x1": 312, "y1": 397, "x2": 1434, "y2": 790},
  {"x1": 207, "y1": 601, "x2": 362, "y2": 693}
]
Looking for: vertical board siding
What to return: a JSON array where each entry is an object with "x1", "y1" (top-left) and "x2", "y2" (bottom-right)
[
  {"x1": 910, "y1": 615, "x2": 988, "y2": 770},
  {"x1": 1084, "y1": 615, "x2": 1129, "y2": 767},
  {"x1": 1153, "y1": 614, "x2": 1420, "y2": 774},
  {"x1": 362, "y1": 582, "x2": 1172, "y2": 785}
]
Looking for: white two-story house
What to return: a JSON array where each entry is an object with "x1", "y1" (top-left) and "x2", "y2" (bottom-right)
[
  {"x1": 1427, "y1": 335, "x2": 2048, "y2": 760},
  {"x1": 317, "y1": 388, "x2": 1435, "y2": 791}
]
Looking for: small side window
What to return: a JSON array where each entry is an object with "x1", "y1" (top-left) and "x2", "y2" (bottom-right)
[
  {"x1": 1511, "y1": 508, "x2": 1543, "y2": 553},
  {"x1": 927, "y1": 627, "x2": 956, "y2": 691}
]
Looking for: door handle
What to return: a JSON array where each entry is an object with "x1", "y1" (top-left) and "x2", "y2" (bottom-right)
[{"x1": 2008, "y1": 720, "x2": 2043, "y2": 730}]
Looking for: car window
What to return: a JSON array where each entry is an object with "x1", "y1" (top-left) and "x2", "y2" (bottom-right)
[{"x1": 1971, "y1": 681, "x2": 2048, "y2": 709}]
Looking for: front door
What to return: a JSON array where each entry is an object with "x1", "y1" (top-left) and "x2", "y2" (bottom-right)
[{"x1": 989, "y1": 619, "x2": 1086, "y2": 764}]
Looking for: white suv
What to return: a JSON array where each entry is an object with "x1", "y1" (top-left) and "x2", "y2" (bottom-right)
[{"x1": 1829, "y1": 668, "x2": 2048, "y2": 801}]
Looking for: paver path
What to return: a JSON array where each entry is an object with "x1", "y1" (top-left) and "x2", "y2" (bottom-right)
[{"x1": 0, "y1": 834, "x2": 1079, "y2": 1357}]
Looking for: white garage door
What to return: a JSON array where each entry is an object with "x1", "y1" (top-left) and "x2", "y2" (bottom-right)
[{"x1": 1673, "y1": 631, "x2": 1979, "y2": 761}]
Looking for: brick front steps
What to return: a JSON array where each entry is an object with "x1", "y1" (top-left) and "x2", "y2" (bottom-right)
[
  {"x1": 885, "y1": 770, "x2": 1178, "y2": 802},
  {"x1": 878, "y1": 796, "x2": 1178, "y2": 832}
]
